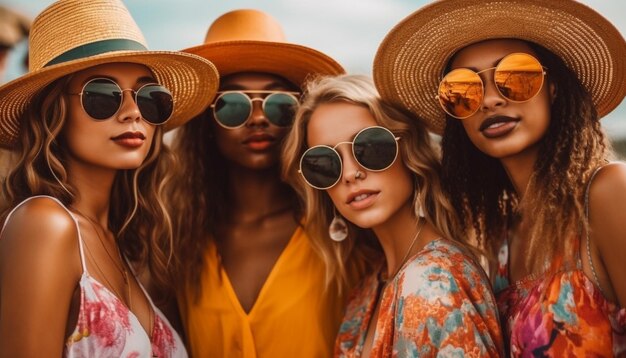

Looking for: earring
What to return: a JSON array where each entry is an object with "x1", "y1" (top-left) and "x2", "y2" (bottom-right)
[
  {"x1": 329, "y1": 207, "x2": 348, "y2": 242},
  {"x1": 414, "y1": 180, "x2": 425, "y2": 217}
]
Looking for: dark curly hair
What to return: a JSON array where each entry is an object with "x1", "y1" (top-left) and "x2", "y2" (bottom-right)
[{"x1": 441, "y1": 41, "x2": 612, "y2": 273}]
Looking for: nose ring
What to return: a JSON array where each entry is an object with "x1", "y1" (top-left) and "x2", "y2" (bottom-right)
[{"x1": 355, "y1": 170, "x2": 364, "y2": 180}]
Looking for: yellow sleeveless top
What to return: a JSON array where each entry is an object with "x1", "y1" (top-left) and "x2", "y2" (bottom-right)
[{"x1": 179, "y1": 226, "x2": 344, "y2": 358}]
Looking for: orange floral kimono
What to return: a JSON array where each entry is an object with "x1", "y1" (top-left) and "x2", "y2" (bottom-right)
[{"x1": 335, "y1": 238, "x2": 503, "y2": 357}]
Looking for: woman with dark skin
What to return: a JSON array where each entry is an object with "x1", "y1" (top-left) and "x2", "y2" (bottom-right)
[
  {"x1": 169, "y1": 9, "x2": 346, "y2": 357},
  {"x1": 374, "y1": 0, "x2": 626, "y2": 355}
]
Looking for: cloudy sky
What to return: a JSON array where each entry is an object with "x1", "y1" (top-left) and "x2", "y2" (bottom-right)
[{"x1": 4, "y1": 0, "x2": 626, "y2": 136}]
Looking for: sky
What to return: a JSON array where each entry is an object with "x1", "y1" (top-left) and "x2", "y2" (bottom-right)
[{"x1": 3, "y1": 0, "x2": 626, "y2": 137}]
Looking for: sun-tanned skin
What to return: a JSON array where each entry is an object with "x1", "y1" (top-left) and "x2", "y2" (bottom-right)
[{"x1": 0, "y1": 63, "x2": 161, "y2": 356}]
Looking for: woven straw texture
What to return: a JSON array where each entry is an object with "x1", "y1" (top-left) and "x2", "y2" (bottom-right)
[
  {"x1": 0, "y1": 0, "x2": 219, "y2": 148},
  {"x1": 373, "y1": 0, "x2": 626, "y2": 134}
]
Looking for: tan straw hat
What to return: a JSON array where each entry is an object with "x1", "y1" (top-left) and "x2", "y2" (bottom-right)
[
  {"x1": 373, "y1": 0, "x2": 626, "y2": 134},
  {"x1": 0, "y1": 0, "x2": 220, "y2": 148},
  {"x1": 183, "y1": 9, "x2": 344, "y2": 88}
]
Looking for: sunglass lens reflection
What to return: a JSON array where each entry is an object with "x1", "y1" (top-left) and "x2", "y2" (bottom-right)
[
  {"x1": 136, "y1": 84, "x2": 173, "y2": 125},
  {"x1": 301, "y1": 146, "x2": 342, "y2": 189},
  {"x1": 354, "y1": 127, "x2": 397, "y2": 171},
  {"x1": 438, "y1": 68, "x2": 483, "y2": 119},
  {"x1": 214, "y1": 92, "x2": 251, "y2": 127},
  {"x1": 495, "y1": 53, "x2": 544, "y2": 102},
  {"x1": 264, "y1": 93, "x2": 298, "y2": 127},
  {"x1": 82, "y1": 79, "x2": 122, "y2": 120}
]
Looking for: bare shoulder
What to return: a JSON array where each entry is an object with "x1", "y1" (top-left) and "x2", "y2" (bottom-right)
[
  {"x1": 587, "y1": 163, "x2": 626, "y2": 305},
  {"x1": 588, "y1": 162, "x2": 626, "y2": 199},
  {"x1": 0, "y1": 197, "x2": 78, "y2": 256}
]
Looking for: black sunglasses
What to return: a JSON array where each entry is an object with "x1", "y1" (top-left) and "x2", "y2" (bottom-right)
[
  {"x1": 299, "y1": 126, "x2": 400, "y2": 190},
  {"x1": 69, "y1": 78, "x2": 174, "y2": 125},
  {"x1": 211, "y1": 90, "x2": 299, "y2": 129}
]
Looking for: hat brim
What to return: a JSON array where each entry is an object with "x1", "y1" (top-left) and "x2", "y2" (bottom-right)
[
  {"x1": 373, "y1": 0, "x2": 626, "y2": 135},
  {"x1": 0, "y1": 50, "x2": 219, "y2": 148},
  {"x1": 183, "y1": 40, "x2": 344, "y2": 88}
]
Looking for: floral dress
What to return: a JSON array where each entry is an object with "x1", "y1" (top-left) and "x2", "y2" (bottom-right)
[
  {"x1": 494, "y1": 166, "x2": 626, "y2": 357},
  {"x1": 1, "y1": 196, "x2": 187, "y2": 357},
  {"x1": 335, "y1": 238, "x2": 503, "y2": 357},
  {"x1": 494, "y1": 240, "x2": 626, "y2": 357}
]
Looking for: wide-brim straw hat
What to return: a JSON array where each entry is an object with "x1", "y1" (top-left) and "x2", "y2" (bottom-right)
[
  {"x1": 183, "y1": 9, "x2": 344, "y2": 88},
  {"x1": 373, "y1": 0, "x2": 626, "y2": 135},
  {"x1": 0, "y1": 0, "x2": 219, "y2": 148}
]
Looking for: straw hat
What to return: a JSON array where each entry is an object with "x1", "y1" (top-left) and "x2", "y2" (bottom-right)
[
  {"x1": 373, "y1": 0, "x2": 626, "y2": 134},
  {"x1": 0, "y1": 5, "x2": 31, "y2": 48},
  {"x1": 183, "y1": 9, "x2": 344, "y2": 88},
  {"x1": 0, "y1": 0, "x2": 220, "y2": 148}
]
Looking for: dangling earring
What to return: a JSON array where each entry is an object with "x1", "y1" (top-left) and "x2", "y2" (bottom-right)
[
  {"x1": 414, "y1": 180, "x2": 425, "y2": 217},
  {"x1": 329, "y1": 207, "x2": 348, "y2": 242}
]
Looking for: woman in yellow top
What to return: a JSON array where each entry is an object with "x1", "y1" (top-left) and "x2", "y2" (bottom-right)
[{"x1": 168, "y1": 9, "x2": 347, "y2": 357}]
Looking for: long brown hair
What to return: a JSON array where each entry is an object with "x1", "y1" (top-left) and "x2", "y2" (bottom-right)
[
  {"x1": 168, "y1": 100, "x2": 301, "y2": 299},
  {"x1": 282, "y1": 74, "x2": 461, "y2": 293},
  {"x1": 0, "y1": 76, "x2": 177, "y2": 292},
  {"x1": 441, "y1": 41, "x2": 612, "y2": 273},
  {"x1": 167, "y1": 112, "x2": 224, "y2": 297}
]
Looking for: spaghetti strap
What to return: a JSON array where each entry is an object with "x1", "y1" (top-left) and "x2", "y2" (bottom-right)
[
  {"x1": 584, "y1": 164, "x2": 612, "y2": 297},
  {"x1": 123, "y1": 255, "x2": 158, "y2": 307},
  {"x1": 1, "y1": 195, "x2": 89, "y2": 274}
]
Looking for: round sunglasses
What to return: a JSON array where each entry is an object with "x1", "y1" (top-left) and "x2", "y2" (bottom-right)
[
  {"x1": 437, "y1": 53, "x2": 547, "y2": 119},
  {"x1": 69, "y1": 78, "x2": 174, "y2": 125},
  {"x1": 299, "y1": 126, "x2": 400, "y2": 190},
  {"x1": 211, "y1": 90, "x2": 299, "y2": 129}
]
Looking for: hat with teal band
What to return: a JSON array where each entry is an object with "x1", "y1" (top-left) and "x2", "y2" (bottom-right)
[{"x1": 0, "y1": 0, "x2": 220, "y2": 148}]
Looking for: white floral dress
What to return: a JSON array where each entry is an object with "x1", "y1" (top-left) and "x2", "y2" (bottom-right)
[{"x1": 2, "y1": 196, "x2": 187, "y2": 358}]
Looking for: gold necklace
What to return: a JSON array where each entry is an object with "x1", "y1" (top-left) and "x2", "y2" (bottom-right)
[
  {"x1": 381, "y1": 217, "x2": 425, "y2": 284},
  {"x1": 73, "y1": 210, "x2": 132, "y2": 310},
  {"x1": 81, "y1": 236, "x2": 127, "y2": 303},
  {"x1": 73, "y1": 209, "x2": 155, "y2": 342}
]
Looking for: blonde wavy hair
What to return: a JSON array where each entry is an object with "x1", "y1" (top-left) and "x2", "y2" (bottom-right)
[
  {"x1": 282, "y1": 74, "x2": 460, "y2": 293},
  {"x1": 0, "y1": 76, "x2": 177, "y2": 292}
]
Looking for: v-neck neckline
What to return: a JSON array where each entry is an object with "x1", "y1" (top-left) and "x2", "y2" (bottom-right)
[
  {"x1": 216, "y1": 226, "x2": 301, "y2": 318},
  {"x1": 81, "y1": 273, "x2": 156, "y2": 342}
]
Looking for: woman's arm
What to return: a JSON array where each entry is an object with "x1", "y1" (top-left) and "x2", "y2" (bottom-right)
[
  {"x1": 588, "y1": 162, "x2": 626, "y2": 307},
  {"x1": 0, "y1": 198, "x2": 81, "y2": 357}
]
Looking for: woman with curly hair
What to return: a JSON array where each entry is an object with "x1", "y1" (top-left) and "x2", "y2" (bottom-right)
[
  {"x1": 0, "y1": 0, "x2": 218, "y2": 356},
  {"x1": 374, "y1": 0, "x2": 626, "y2": 355},
  {"x1": 282, "y1": 74, "x2": 503, "y2": 357}
]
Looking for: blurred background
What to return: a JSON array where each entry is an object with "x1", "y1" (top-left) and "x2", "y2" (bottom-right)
[{"x1": 2, "y1": 0, "x2": 626, "y2": 156}]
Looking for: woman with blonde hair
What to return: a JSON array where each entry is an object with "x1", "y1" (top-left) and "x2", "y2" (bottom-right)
[
  {"x1": 282, "y1": 74, "x2": 503, "y2": 357},
  {"x1": 0, "y1": 0, "x2": 218, "y2": 356}
]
